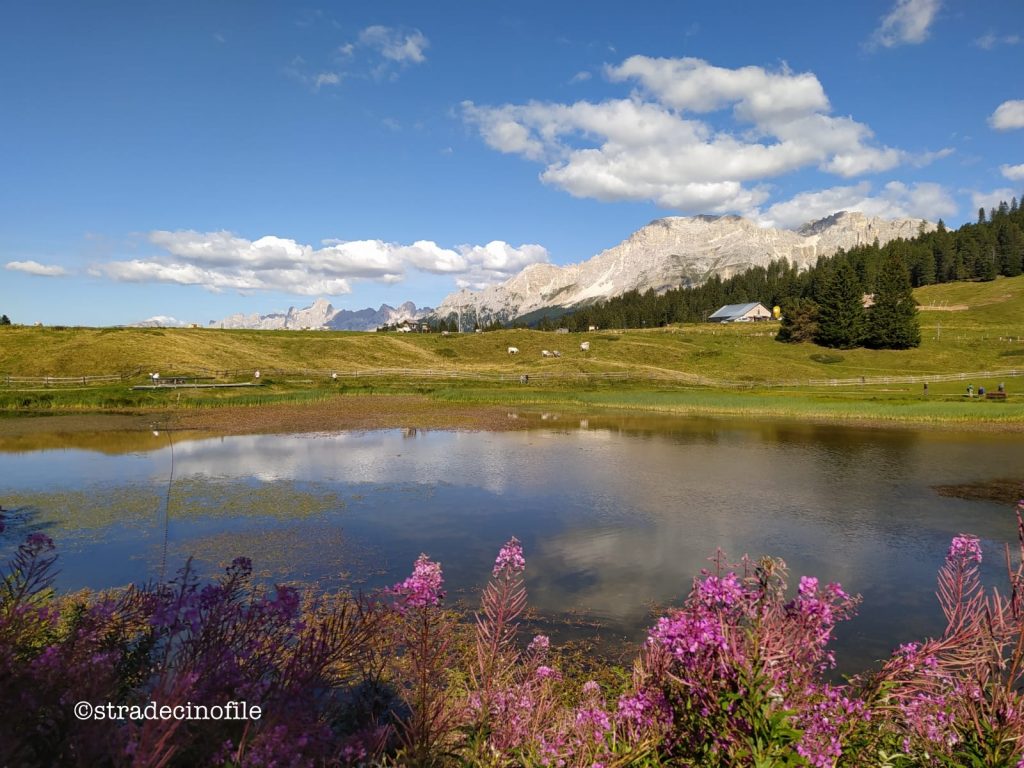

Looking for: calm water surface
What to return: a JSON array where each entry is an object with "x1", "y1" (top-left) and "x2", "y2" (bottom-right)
[{"x1": 1, "y1": 412, "x2": 1021, "y2": 672}]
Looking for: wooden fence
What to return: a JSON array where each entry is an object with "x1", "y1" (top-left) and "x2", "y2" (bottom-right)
[
  {"x1": 0, "y1": 370, "x2": 139, "y2": 386},
  {"x1": 803, "y1": 369, "x2": 1023, "y2": 387}
]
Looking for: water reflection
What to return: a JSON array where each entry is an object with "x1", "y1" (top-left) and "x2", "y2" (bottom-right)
[{"x1": 0, "y1": 413, "x2": 1021, "y2": 672}]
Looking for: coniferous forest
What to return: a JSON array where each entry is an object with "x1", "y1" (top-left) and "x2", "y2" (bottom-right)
[{"x1": 543, "y1": 195, "x2": 1024, "y2": 350}]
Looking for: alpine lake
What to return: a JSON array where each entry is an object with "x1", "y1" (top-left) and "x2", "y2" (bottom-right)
[{"x1": 1, "y1": 409, "x2": 1022, "y2": 675}]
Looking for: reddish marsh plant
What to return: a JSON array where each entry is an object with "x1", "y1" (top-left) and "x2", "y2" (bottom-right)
[
  {"x1": 861, "y1": 502, "x2": 1024, "y2": 766},
  {"x1": 385, "y1": 553, "x2": 460, "y2": 767}
]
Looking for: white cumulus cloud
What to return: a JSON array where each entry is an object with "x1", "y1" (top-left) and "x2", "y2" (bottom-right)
[
  {"x1": 5, "y1": 260, "x2": 69, "y2": 277},
  {"x1": 971, "y1": 188, "x2": 1016, "y2": 215},
  {"x1": 759, "y1": 181, "x2": 957, "y2": 230},
  {"x1": 990, "y1": 100, "x2": 1024, "y2": 131},
  {"x1": 869, "y1": 0, "x2": 941, "y2": 48},
  {"x1": 463, "y1": 56, "x2": 938, "y2": 215},
  {"x1": 90, "y1": 231, "x2": 548, "y2": 296},
  {"x1": 358, "y1": 26, "x2": 428, "y2": 64},
  {"x1": 974, "y1": 32, "x2": 1020, "y2": 50},
  {"x1": 1001, "y1": 163, "x2": 1024, "y2": 181},
  {"x1": 139, "y1": 316, "x2": 190, "y2": 328},
  {"x1": 313, "y1": 72, "x2": 341, "y2": 90}
]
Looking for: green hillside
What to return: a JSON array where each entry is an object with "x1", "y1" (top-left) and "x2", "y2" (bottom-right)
[
  {"x1": 2, "y1": 276, "x2": 1022, "y2": 383},
  {"x1": 1, "y1": 277, "x2": 1023, "y2": 427}
]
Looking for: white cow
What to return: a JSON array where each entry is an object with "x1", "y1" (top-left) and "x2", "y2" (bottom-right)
[
  {"x1": 580, "y1": 341, "x2": 591, "y2": 351},
  {"x1": 552, "y1": 350, "x2": 561, "y2": 358},
  {"x1": 507, "y1": 346, "x2": 519, "y2": 355},
  {"x1": 541, "y1": 350, "x2": 552, "y2": 357}
]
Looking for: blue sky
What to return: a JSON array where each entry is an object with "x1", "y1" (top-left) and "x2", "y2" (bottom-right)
[{"x1": 2, "y1": 0, "x2": 1022, "y2": 326}]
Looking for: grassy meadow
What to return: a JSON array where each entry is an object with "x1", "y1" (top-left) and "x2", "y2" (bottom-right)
[{"x1": 2, "y1": 275, "x2": 1023, "y2": 427}]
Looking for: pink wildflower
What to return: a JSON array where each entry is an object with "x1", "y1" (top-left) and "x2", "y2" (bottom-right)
[
  {"x1": 798, "y1": 575, "x2": 819, "y2": 597},
  {"x1": 947, "y1": 535, "x2": 982, "y2": 564},
  {"x1": 391, "y1": 553, "x2": 444, "y2": 609},
  {"x1": 528, "y1": 634, "x2": 550, "y2": 656},
  {"x1": 697, "y1": 572, "x2": 745, "y2": 607},
  {"x1": 493, "y1": 536, "x2": 526, "y2": 576},
  {"x1": 536, "y1": 665, "x2": 562, "y2": 681}
]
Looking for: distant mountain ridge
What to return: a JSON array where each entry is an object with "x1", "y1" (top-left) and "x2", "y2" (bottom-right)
[
  {"x1": 185, "y1": 211, "x2": 932, "y2": 331},
  {"x1": 209, "y1": 299, "x2": 431, "y2": 331},
  {"x1": 434, "y1": 211, "x2": 934, "y2": 324}
]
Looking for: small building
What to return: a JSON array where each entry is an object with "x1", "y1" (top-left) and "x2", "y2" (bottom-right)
[{"x1": 707, "y1": 302, "x2": 773, "y2": 323}]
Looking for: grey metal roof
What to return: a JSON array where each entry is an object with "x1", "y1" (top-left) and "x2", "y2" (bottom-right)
[{"x1": 708, "y1": 302, "x2": 763, "y2": 319}]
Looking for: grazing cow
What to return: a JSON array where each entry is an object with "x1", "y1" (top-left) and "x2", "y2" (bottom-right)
[
  {"x1": 552, "y1": 350, "x2": 561, "y2": 358},
  {"x1": 507, "y1": 346, "x2": 519, "y2": 355},
  {"x1": 580, "y1": 341, "x2": 590, "y2": 351},
  {"x1": 541, "y1": 350, "x2": 552, "y2": 357}
]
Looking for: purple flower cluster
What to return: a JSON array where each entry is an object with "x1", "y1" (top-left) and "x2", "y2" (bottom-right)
[
  {"x1": 493, "y1": 536, "x2": 526, "y2": 577},
  {"x1": 616, "y1": 688, "x2": 670, "y2": 734},
  {"x1": 696, "y1": 571, "x2": 746, "y2": 608},
  {"x1": 650, "y1": 611, "x2": 729, "y2": 662},
  {"x1": 793, "y1": 684, "x2": 868, "y2": 768},
  {"x1": 390, "y1": 553, "x2": 445, "y2": 609},
  {"x1": 947, "y1": 534, "x2": 983, "y2": 564},
  {"x1": 536, "y1": 665, "x2": 562, "y2": 681},
  {"x1": 528, "y1": 634, "x2": 550, "y2": 656},
  {"x1": 8, "y1": 511, "x2": 1024, "y2": 767}
]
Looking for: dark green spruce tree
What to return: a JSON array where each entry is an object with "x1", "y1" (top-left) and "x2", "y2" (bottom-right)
[
  {"x1": 0, "y1": 314, "x2": 10, "y2": 326},
  {"x1": 814, "y1": 262, "x2": 865, "y2": 349},
  {"x1": 866, "y1": 252, "x2": 921, "y2": 349},
  {"x1": 775, "y1": 297, "x2": 819, "y2": 343}
]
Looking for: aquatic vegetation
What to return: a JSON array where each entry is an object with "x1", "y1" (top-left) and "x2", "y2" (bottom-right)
[{"x1": 2, "y1": 502, "x2": 1024, "y2": 766}]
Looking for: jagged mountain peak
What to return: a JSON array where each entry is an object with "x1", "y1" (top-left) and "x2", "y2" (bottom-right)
[
  {"x1": 434, "y1": 211, "x2": 935, "y2": 325},
  {"x1": 210, "y1": 299, "x2": 432, "y2": 331}
]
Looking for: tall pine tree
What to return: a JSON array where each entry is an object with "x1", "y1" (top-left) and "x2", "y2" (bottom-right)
[
  {"x1": 866, "y1": 252, "x2": 920, "y2": 349},
  {"x1": 814, "y1": 262, "x2": 865, "y2": 349}
]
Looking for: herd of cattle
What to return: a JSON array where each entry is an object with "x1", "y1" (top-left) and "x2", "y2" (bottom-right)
[{"x1": 507, "y1": 341, "x2": 590, "y2": 356}]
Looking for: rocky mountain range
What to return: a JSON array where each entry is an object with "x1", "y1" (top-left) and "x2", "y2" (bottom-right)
[
  {"x1": 195, "y1": 210, "x2": 932, "y2": 331},
  {"x1": 433, "y1": 211, "x2": 933, "y2": 324},
  {"x1": 209, "y1": 299, "x2": 431, "y2": 331}
]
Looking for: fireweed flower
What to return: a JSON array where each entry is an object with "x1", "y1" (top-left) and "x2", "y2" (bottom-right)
[
  {"x1": 528, "y1": 634, "x2": 550, "y2": 656},
  {"x1": 696, "y1": 572, "x2": 745, "y2": 608},
  {"x1": 947, "y1": 535, "x2": 982, "y2": 564},
  {"x1": 574, "y1": 704, "x2": 611, "y2": 737},
  {"x1": 616, "y1": 689, "x2": 669, "y2": 732},
  {"x1": 649, "y1": 611, "x2": 728, "y2": 662},
  {"x1": 390, "y1": 553, "x2": 444, "y2": 609},
  {"x1": 493, "y1": 536, "x2": 526, "y2": 576},
  {"x1": 536, "y1": 665, "x2": 562, "y2": 681}
]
